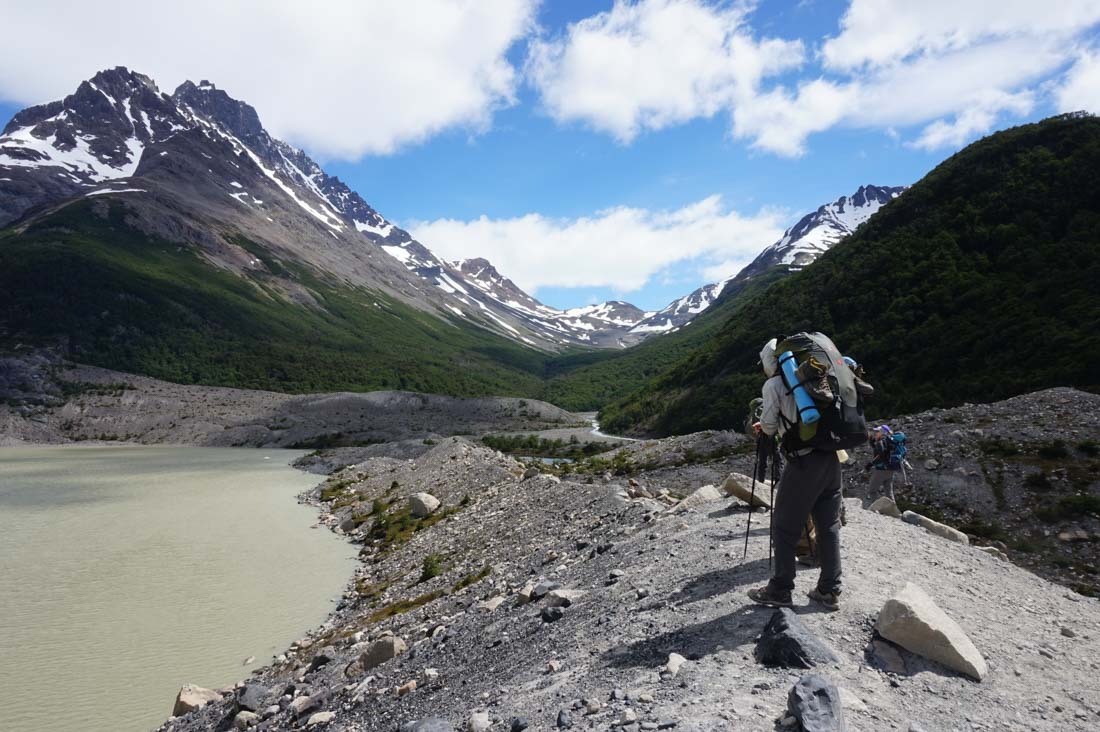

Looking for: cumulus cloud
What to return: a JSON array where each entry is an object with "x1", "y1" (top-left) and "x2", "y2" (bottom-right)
[
  {"x1": 526, "y1": 0, "x2": 803, "y2": 142},
  {"x1": 528, "y1": 0, "x2": 1100, "y2": 155},
  {"x1": 1056, "y1": 48, "x2": 1100, "y2": 114},
  {"x1": 0, "y1": 0, "x2": 536, "y2": 159},
  {"x1": 409, "y1": 196, "x2": 785, "y2": 294}
]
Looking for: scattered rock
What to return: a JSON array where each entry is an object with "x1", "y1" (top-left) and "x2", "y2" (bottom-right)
[
  {"x1": 306, "y1": 711, "x2": 336, "y2": 727},
  {"x1": 360, "y1": 636, "x2": 407, "y2": 670},
  {"x1": 875, "y1": 582, "x2": 987, "y2": 681},
  {"x1": 547, "y1": 659, "x2": 563, "y2": 673},
  {"x1": 557, "y1": 709, "x2": 573, "y2": 728},
  {"x1": 786, "y1": 674, "x2": 847, "y2": 732},
  {"x1": 1061, "y1": 627, "x2": 1077, "y2": 638},
  {"x1": 621, "y1": 708, "x2": 638, "y2": 724},
  {"x1": 671, "y1": 483, "x2": 724, "y2": 512},
  {"x1": 542, "y1": 606, "x2": 565, "y2": 623},
  {"x1": 306, "y1": 646, "x2": 336, "y2": 673},
  {"x1": 868, "y1": 496, "x2": 902, "y2": 518},
  {"x1": 755, "y1": 608, "x2": 840, "y2": 668},
  {"x1": 233, "y1": 710, "x2": 260, "y2": 730},
  {"x1": 289, "y1": 692, "x2": 325, "y2": 717},
  {"x1": 409, "y1": 492, "x2": 442, "y2": 517},
  {"x1": 901, "y1": 511, "x2": 970, "y2": 545},
  {"x1": 338, "y1": 517, "x2": 356, "y2": 533},
  {"x1": 236, "y1": 683, "x2": 269, "y2": 713},
  {"x1": 976, "y1": 545, "x2": 1008, "y2": 561},
  {"x1": 531, "y1": 580, "x2": 560, "y2": 600},
  {"x1": 477, "y1": 595, "x2": 506, "y2": 612},
  {"x1": 721, "y1": 473, "x2": 772, "y2": 508},
  {"x1": 545, "y1": 589, "x2": 586, "y2": 608},
  {"x1": 172, "y1": 684, "x2": 221, "y2": 716},
  {"x1": 838, "y1": 687, "x2": 867, "y2": 714},
  {"x1": 397, "y1": 679, "x2": 417, "y2": 697},
  {"x1": 664, "y1": 652, "x2": 687, "y2": 677},
  {"x1": 468, "y1": 710, "x2": 491, "y2": 731},
  {"x1": 401, "y1": 720, "x2": 456, "y2": 732},
  {"x1": 522, "y1": 467, "x2": 540, "y2": 480},
  {"x1": 924, "y1": 459, "x2": 940, "y2": 470},
  {"x1": 510, "y1": 717, "x2": 529, "y2": 731}
]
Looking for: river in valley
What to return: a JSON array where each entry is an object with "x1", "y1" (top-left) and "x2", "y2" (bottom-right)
[{"x1": 0, "y1": 446, "x2": 356, "y2": 732}]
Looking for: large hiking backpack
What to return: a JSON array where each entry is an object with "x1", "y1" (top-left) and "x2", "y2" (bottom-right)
[
  {"x1": 776, "y1": 332, "x2": 869, "y2": 454},
  {"x1": 888, "y1": 432, "x2": 908, "y2": 470}
]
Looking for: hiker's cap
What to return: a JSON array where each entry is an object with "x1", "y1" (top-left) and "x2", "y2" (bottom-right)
[
  {"x1": 760, "y1": 338, "x2": 778, "y2": 377},
  {"x1": 842, "y1": 356, "x2": 858, "y2": 369}
]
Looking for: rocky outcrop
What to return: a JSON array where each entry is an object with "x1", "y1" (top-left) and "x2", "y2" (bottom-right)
[
  {"x1": 172, "y1": 685, "x2": 221, "y2": 716},
  {"x1": 360, "y1": 636, "x2": 407, "y2": 670},
  {"x1": 867, "y1": 496, "x2": 902, "y2": 518},
  {"x1": 902, "y1": 511, "x2": 970, "y2": 545},
  {"x1": 874, "y1": 583, "x2": 988, "y2": 681}
]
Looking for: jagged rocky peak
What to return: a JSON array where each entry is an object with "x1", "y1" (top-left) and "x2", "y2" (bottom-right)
[{"x1": 173, "y1": 79, "x2": 270, "y2": 151}]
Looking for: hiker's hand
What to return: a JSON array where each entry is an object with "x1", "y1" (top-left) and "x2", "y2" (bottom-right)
[{"x1": 752, "y1": 421, "x2": 762, "y2": 435}]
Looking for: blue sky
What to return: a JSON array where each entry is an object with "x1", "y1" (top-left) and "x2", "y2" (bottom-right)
[{"x1": 3, "y1": 1, "x2": 1099, "y2": 311}]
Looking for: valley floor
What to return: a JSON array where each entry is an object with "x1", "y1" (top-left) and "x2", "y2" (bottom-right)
[{"x1": 157, "y1": 427, "x2": 1100, "y2": 732}]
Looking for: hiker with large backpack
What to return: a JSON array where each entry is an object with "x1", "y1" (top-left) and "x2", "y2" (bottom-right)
[
  {"x1": 866, "y1": 425, "x2": 910, "y2": 502},
  {"x1": 747, "y1": 332, "x2": 870, "y2": 611}
]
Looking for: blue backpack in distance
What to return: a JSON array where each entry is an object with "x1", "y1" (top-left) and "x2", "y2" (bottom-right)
[{"x1": 888, "y1": 432, "x2": 908, "y2": 470}]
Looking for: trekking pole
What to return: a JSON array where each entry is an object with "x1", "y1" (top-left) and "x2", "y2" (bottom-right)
[
  {"x1": 768, "y1": 438, "x2": 778, "y2": 570},
  {"x1": 743, "y1": 433, "x2": 762, "y2": 560}
]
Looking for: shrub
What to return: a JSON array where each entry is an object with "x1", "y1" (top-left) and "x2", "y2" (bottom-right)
[
  {"x1": 419, "y1": 554, "x2": 444, "y2": 583},
  {"x1": 1076, "y1": 440, "x2": 1099, "y2": 457},
  {"x1": 978, "y1": 439, "x2": 1020, "y2": 457},
  {"x1": 1024, "y1": 472, "x2": 1052, "y2": 491},
  {"x1": 1036, "y1": 494, "x2": 1100, "y2": 522},
  {"x1": 1038, "y1": 440, "x2": 1070, "y2": 460}
]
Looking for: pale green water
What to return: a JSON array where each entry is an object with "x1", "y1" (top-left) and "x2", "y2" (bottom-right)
[{"x1": 0, "y1": 446, "x2": 356, "y2": 732}]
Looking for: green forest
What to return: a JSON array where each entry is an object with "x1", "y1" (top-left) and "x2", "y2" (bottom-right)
[{"x1": 598, "y1": 114, "x2": 1100, "y2": 435}]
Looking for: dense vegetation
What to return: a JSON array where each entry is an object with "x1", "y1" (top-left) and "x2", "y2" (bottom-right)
[
  {"x1": 0, "y1": 201, "x2": 548, "y2": 398},
  {"x1": 599, "y1": 114, "x2": 1100, "y2": 435},
  {"x1": 480, "y1": 433, "x2": 615, "y2": 459}
]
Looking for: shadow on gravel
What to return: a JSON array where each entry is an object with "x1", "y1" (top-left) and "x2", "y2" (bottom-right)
[
  {"x1": 671, "y1": 557, "x2": 773, "y2": 606},
  {"x1": 603, "y1": 604, "x2": 768, "y2": 668}
]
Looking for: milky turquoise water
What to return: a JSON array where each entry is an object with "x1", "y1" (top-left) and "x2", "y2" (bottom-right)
[{"x1": 0, "y1": 446, "x2": 356, "y2": 732}]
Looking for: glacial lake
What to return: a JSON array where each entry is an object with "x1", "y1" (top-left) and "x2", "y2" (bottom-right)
[{"x1": 0, "y1": 446, "x2": 356, "y2": 732}]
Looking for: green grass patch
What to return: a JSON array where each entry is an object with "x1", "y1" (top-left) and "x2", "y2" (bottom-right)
[
  {"x1": 366, "y1": 590, "x2": 444, "y2": 623},
  {"x1": 1036, "y1": 494, "x2": 1100, "y2": 522},
  {"x1": 978, "y1": 439, "x2": 1021, "y2": 458},
  {"x1": 1037, "y1": 440, "x2": 1071, "y2": 460},
  {"x1": 451, "y1": 565, "x2": 492, "y2": 593}
]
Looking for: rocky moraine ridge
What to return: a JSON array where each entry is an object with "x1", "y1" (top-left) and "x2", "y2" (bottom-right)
[{"x1": 156, "y1": 389, "x2": 1100, "y2": 732}]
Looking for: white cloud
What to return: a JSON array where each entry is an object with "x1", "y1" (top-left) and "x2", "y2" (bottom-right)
[
  {"x1": 409, "y1": 196, "x2": 785, "y2": 294},
  {"x1": 822, "y1": 0, "x2": 1100, "y2": 71},
  {"x1": 909, "y1": 90, "x2": 1035, "y2": 151},
  {"x1": 1056, "y1": 48, "x2": 1100, "y2": 114},
  {"x1": 529, "y1": 0, "x2": 1100, "y2": 155},
  {"x1": 526, "y1": 0, "x2": 803, "y2": 142},
  {"x1": 0, "y1": 0, "x2": 536, "y2": 159}
]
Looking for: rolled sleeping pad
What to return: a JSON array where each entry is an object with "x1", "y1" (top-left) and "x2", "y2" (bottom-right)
[{"x1": 778, "y1": 350, "x2": 820, "y2": 425}]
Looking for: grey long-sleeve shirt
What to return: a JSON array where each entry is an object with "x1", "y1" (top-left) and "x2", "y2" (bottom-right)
[{"x1": 759, "y1": 374, "x2": 798, "y2": 438}]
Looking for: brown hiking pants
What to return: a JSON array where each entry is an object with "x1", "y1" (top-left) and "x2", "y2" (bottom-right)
[{"x1": 767, "y1": 449, "x2": 843, "y2": 596}]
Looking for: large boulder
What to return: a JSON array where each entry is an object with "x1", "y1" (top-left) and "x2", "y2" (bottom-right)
[
  {"x1": 901, "y1": 511, "x2": 969, "y2": 545},
  {"x1": 409, "y1": 493, "x2": 441, "y2": 518},
  {"x1": 721, "y1": 473, "x2": 772, "y2": 508},
  {"x1": 867, "y1": 496, "x2": 902, "y2": 518},
  {"x1": 172, "y1": 684, "x2": 221, "y2": 716},
  {"x1": 874, "y1": 583, "x2": 987, "y2": 681},
  {"x1": 545, "y1": 589, "x2": 586, "y2": 608},
  {"x1": 360, "y1": 636, "x2": 408, "y2": 670},
  {"x1": 787, "y1": 674, "x2": 847, "y2": 732},
  {"x1": 671, "y1": 483, "x2": 724, "y2": 512},
  {"x1": 755, "y1": 608, "x2": 839, "y2": 668}
]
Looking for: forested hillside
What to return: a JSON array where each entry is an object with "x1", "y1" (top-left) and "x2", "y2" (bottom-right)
[{"x1": 599, "y1": 114, "x2": 1100, "y2": 435}]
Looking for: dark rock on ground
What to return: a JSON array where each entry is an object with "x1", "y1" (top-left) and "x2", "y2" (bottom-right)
[
  {"x1": 755, "y1": 608, "x2": 839, "y2": 668},
  {"x1": 787, "y1": 674, "x2": 847, "y2": 732}
]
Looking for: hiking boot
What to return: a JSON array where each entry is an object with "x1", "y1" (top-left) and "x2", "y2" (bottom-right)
[
  {"x1": 748, "y1": 586, "x2": 793, "y2": 608},
  {"x1": 807, "y1": 587, "x2": 840, "y2": 611}
]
